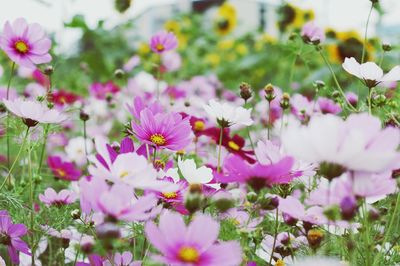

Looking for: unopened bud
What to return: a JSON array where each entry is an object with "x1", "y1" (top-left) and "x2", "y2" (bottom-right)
[
  {"x1": 71, "y1": 209, "x2": 81, "y2": 220},
  {"x1": 307, "y1": 229, "x2": 324, "y2": 249},
  {"x1": 215, "y1": 198, "x2": 234, "y2": 213},
  {"x1": 313, "y1": 80, "x2": 325, "y2": 90},
  {"x1": 382, "y1": 43, "x2": 392, "y2": 52},
  {"x1": 239, "y1": 82, "x2": 252, "y2": 102},
  {"x1": 280, "y1": 93, "x2": 290, "y2": 110},
  {"x1": 264, "y1": 83, "x2": 275, "y2": 102},
  {"x1": 246, "y1": 191, "x2": 258, "y2": 203},
  {"x1": 331, "y1": 90, "x2": 341, "y2": 99},
  {"x1": 114, "y1": 69, "x2": 125, "y2": 79},
  {"x1": 44, "y1": 65, "x2": 54, "y2": 76},
  {"x1": 283, "y1": 212, "x2": 297, "y2": 226},
  {"x1": 340, "y1": 196, "x2": 358, "y2": 220},
  {"x1": 80, "y1": 110, "x2": 90, "y2": 121},
  {"x1": 96, "y1": 222, "x2": 121, "y2": 239},
  {"x1": 259, "y1": 196, "x2": 279, "y2": 210},
  {"x1": 185, "y1": 193, "x2": 203, "y2": 214},
  {"x1": 368, "y1": 207, "x2": 380, "y2": 221}
]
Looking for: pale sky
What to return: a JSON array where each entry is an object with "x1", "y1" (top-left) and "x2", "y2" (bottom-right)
[{"x1": 1, "y1": 0, "x2": 399, "y2": 52}]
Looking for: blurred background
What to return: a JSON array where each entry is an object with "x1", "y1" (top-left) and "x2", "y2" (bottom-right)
[{"x1": 2, "y1": 0, "x2": 400, "y2": 53}]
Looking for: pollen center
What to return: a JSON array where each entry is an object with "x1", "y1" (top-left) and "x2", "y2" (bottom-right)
[
  {"x1": 150, "y1": 134, "x2": 166, "y2": 146},
  {"x1": 56, "y1": 169, "x2": 66, "y2": 177},
  {"x1": 119, "y1": 171, "x2": 129, "y2": 178},
  {"x1": 194, "y1": 120, "x2": 205, "y2": 131},
  {"x1": 15, "y1": 40, "x2": 29, "y2": 54},
  {"x1": 162, "y1": 192, "x2": 177, "y2": 199},
  {"x1": 228, "y1": 141, "x2": 240, "y2": 151},
  {"x1": 178, "y1": 246, "x2": 199, "y2": 263},
  {"x1": 156, "y1": 44, "x2": 165, "y2": 52}
]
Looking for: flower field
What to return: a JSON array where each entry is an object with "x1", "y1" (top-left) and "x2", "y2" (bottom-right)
[{"x1": 0, "y1": 1, "x2": 399, "y2": 265}]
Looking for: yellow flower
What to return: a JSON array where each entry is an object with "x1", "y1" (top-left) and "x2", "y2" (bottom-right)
[
  {"x1": 137, "y1": 42, "x2": 150, "y2": 55},
  {"x1": 164, "y1": 20, "x2": 180, "y2": 34},
  {"x1": 206, "y1": 53, "x2": 221, "y2": 68},
  {"x1": 218, "y1": 39, "x2": 234, "y2": 50},
  {"x1": 236, "y1": 43, "x2": 248, "y2": 56},
  {"x1": 214, "y1": 2, "x2": 237, "y2": 35}
]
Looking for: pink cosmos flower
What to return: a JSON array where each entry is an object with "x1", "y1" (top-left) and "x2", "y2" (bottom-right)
[
  {"x1": 279, "y1": 196, "x2": 328, "y2": 226},
  {"x1": 89, "y1": 81, "x2": 120, "y2": 100},
  {"x1": 221, "y1": 154, "x2": 295, "y2": 191},
  {"x1": 301, "y1": 21, "x2": 325, "y2": 44},
  {"x1": 150, "y1": 31, "x2": 178, "y2": 54},
  {"x1": 104, "y1": 251, "x2": 141, "y2": 266},
  {"x1": 282, "y1": 113, "x2": 400, "y2": 174},
  {"x1": 47, "y1": 156, "x2": 81, "y2": 181},
  {"x1": 0, "y1": 210, "x2": 30, "y2": 264},
  {"x1": 316, "y1": 97, "x2": 341, "y2": 115},
  {"x1": 131, "y1": 108, "x2": 193, "y2": 151},
  {"x1": 161, "y1": 51, "x2": 182, "y2": 72},
  {"x1": 126, "y1": 96, "x2": 163, "y2": 120},
  {"x1": 3, "y1": 98, "x2": 66, "y2": 126},
  {"x1": 345, "y1": 92, "x2": 358, "y2": 107},
  {"x1": 145, "y1": 211, "x2": 242, "y2": 265},
  {"x1": 0, "y1": 18, "x2": 51, "y2": 68},
  {"x1": 38, "y1": 187, "x2": 77, "y2": 207}
]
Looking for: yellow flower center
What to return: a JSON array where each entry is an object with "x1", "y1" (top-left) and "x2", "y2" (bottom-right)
[
  {"x1": 15, "y1": 40, "x2": 29, "y2": 54},
  {"x1": 162, "y1": 192, "x2": 178, "y2": 199},
  {"x1": 156, "y1": 44, "x2": 165, "y2": 52},
  {"x1": 119, "y1": 171, "x2": 129, "y2": 178},
  {"x1": 228, "y1": 141, "x2": 240, "y2": 151},
  {"x1": 56, "y1": 169, "x2": 66, "y2": 177},
  {"x1": 178, "y1": 246, "x2": 199, "y2": 263},
  {"x1": 194, "y1": 121, "x2": 205, "y2": 131},
  {"x1": 275, "y1": 259, "x2": 285, "y2": 266},
  {"x1": 150, "y1": 134, "x2": 166, "y2": 146}
]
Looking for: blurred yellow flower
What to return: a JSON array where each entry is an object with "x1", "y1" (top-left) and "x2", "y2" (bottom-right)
[
  {"x1": 236, "y1": 43, "x2": 248, "y2": 56},
  {"x1": 214, "y1": 2, "x2": 237, "y2": 35},
  {"x1": 205, "y1": 53, "x2": 221, "y2": 68},
  {"x1": 137, "y1": 42, "x2": 150, "y2": 55},
  {"x1": 218, "y1": 39, "x2": 234, "y2": 50}
]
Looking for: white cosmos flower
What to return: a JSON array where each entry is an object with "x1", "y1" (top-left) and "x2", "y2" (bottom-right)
[
  {"x1": 203, "y1": 99, "x2": 253, "y2": 127},
  {"x1": 65, "y1": 137, "x2": 93, "y2": 166},
  {"x1": 282, "y1": 113, "x2": 400, "y2": 173},
  {"x1": 342, "y1": 57, "x2": 400, "y2": 87},
  {"x1": 177, "y1": 158, "x2": 219, "y2": 189}
]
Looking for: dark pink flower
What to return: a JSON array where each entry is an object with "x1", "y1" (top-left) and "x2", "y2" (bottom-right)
[
  {"x1": 47, "y1": 155, "x2": 81, "y2": 181},
  {"x1": 0, "y1": 18, "x2": 51, "y2": 68},
  {"x1": 131, "y1": 108, "x2": 193, "y2": 151},
  {"x1": 0, "y1": 210, "x2": 30, "y2": 264},
  {"x1": 150, "y1": 31, "x2": 178, "y2": 54},
  {"x1": 89, "y1": 81, "x2": 120, "y2": 100}
]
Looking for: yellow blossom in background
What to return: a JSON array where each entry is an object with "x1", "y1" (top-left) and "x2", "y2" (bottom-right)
[
  {"x1": 137, "y1": 41, "x2": 150, "y2": 55},
  {"x1": 235, "y1": 43, "x2": 248, "y2": 56},
  {"x1": 164, "y1": 20, "x2": 180, "y2": 34},
  {"x1": 205, "y1": 53, "x2": 221, "y2": 68},
  {"x1": 214, "y1": 2, "x2": 237, "y2": 35},
  {"x1": 218, "y1": 39, "x2": 234, "y2": 50}
]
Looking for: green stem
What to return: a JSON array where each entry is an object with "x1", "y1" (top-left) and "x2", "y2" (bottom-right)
[
  {"x1": 361, "y1": 4, "x2": 374, "y2": 64},
  {"x1": 37, "y1": 124, "x2": 50, "y2": 174},
  {"x1": 269, "y1": 207, "x2": 280, "y2": 265},
  {"x1": 217, "y1": 126, "x2": 224, "y2": 173},
  {"x1": 27, "y1": 132, "x2": 35, "y2": 266},
  {"x1": 6, "y1": 62, "x2": 16, "y2": 169},
  {"x1": 0, "y1": 127, "x2": 30, "y2": 191},
  {"x1": 83, "y1": 120, "x2": 89, "y2": 165},
  {"x1": 368, "y1": 87, "x2": 374, "y2": 115},
  {"x1": 362, "y1": 201, "x2": 372, "y2": 266},
  {"x1": 317, "y1": 48, "x2": 357, "y2": 112}
]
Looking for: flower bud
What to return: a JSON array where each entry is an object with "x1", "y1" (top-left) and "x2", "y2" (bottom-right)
[
  {"x1": 313, "y1": 80, "x2": 325, "y2": 90},
  {"x1": 114, "y1": 69, "x2": 125, "y2": 79},
  {"x1": 382, "y1": 43, "x2": 392, "y2": 52},
  {"x1": 331, "y1": 90, "x2": 341, "y2": 99},
  {"x1": 44, "y1": 65, "x2": 54, "y2": 76},
  {"x1": 71, "y1": 209, "x2": 81, "y2": 220},
  {"x1": 280, "y1": 93, "x2": 290, "y2": 110},
  {"x1": 318, "y1": 162, "x2": 346, "y2": 181},
  {"x1": 368, "y1": 207, "x2": 380, "y2": 221},
  {"x1": 246, "y1": 191, "x2": 258, "y2": 203},
  {"x1": 79, "y1": 110, "x2": 90, "y2": 122},
  {"x1": 307, "y1": 228, "x2": 324, "y2": 249},
  {"x1": 264, "y1": 83, "x2": 275, "y2": 102},
  {"x1": 80, "y1": 236, "x2": 95, "y2": 254},
  {"x1": 259, "y1": 196, "x2": 279, "y2": 210},
  {"x1": 340, "y1": 196, "x2": 358, "y2": 220},
  {"x1": 215, "y1": 198, "x2": 234, "y2": 213},
  {"x1": 283, "y1": 212, "x2": 297, "y2": 226},
  {"x1": 185, "y1": 193, "x2": 203, "y2": 214},
  {"x1": 239, "y1": 82, "x2": 252, "y2": 102}
]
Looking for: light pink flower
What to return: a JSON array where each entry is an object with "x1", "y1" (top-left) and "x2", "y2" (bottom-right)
[
  {"x1": 301, "y1": 21, "x2": 325, "y2": 44},
  {"x1": 150, "y1": 31, "x2": 178, "y2": 54},
  {"x1": 145, "y1": 211, "x2": 242, "y2": 265},
  {"x1": 0, "y1": 18, "x2": 51, "y2": 68},
  {"x1": 39, "y1": 188, "x2": 77, "y2": 207}
]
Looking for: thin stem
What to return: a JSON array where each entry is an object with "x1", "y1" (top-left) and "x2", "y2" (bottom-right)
[
  {"x1": 27, "y1": 133, "x2": 35, "y2": 266},
  {"x1": 156, "y1": 62, "x2": 162, "y2": 101},
  {"x1": 37, "y1": 124, "x2": 50, "y2": 174},
  {"x1": 362, "y1": 201, "x2": 372, "y2": 266},
  {"x1": 6, "y1": 62, "x2": 16, "y2": 169},
  {"x1": 317, "y1": 48, "x2": 357, "y2": 112},
  {"x1": 269, "y1": 207, "x2": 280, "y2": 265},
  {"x1": 217, "y1": 126, "x2": 224, "y2": 173},
  {"x1": 361, "y1": 4, "x2": 374, "y2": 64},
  {"x1": 379, "y1": 51, "x2": 385, "y2": 67},
  {"x1": 368, "y1": 87, "x2": 374, "y2": 115},
  {"x1": 0, "y1": 127, "x2": 30, "y2": 191},
  {"x1": 83, "y1": 120, "x2": 89, "y2": 165}
]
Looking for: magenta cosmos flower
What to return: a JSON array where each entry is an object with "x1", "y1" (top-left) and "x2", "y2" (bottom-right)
[
  {"x1": 0, "y1": 18, "x2": 51, "y2": 69},
  {"x1": 3, "y1": 98, "x2": 66, "y2": 126},
  {"x1": 145, "y1": 211, "x2": 242, "y2": 266},
  {"x1": 150, "y1": 31, "x2": 178, "y2": 54},
  {"x1": 39, "y1": 187, "x2": 77, "y2": 207},
  {"x1": 221, "y1": 154, "x2": 296, "y2": 191},
  {"x1": 0, "y1": 210, "x2": 30, "y2": 264},
  {"x1": 47, "y1": 155, "x2": 81, "y2": 181},
  {"x1": 131, "y1": 108, "x2": 193, "y2": 151}
]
